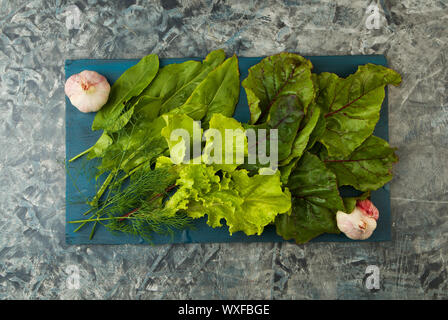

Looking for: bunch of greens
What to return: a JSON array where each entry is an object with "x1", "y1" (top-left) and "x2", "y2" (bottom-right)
[
  {"x1": 240, "y1": 54, "x2": 401, "y2": 243},
  {"x1": 68, "y1": 50, "x2": 401, "y2": 244}
]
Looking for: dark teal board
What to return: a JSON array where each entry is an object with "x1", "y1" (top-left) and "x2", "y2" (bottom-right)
[{"x1": 65, "y1": 55, "x2": 391, "y2": 245}]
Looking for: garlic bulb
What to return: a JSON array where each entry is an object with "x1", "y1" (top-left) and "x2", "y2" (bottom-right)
[
  {"x1": 336, "y1": 199, "x2": 379, "y2": 240},
  {"x1": 65, "y1": 70, "x2": 110, "y2": 113}
]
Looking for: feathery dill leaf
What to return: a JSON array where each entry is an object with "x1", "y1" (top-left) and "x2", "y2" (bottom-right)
[{"x1": 70, "y1": 167, "x2": 193, "y2": 241}]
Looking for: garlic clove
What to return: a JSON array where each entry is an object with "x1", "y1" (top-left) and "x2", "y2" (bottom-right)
[
  {"x1": 356, "y1": 199, "x2": 379, "y2": 220},
  {"x1": 65, "y1": 70, "x2": 110, "y2": 113},
  {"x1": 336, "y1": 200, "x2": 379, "y2": 240}
]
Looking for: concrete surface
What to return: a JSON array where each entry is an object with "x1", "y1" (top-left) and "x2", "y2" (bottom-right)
[{"x1": 0, "y1": 0, "x2": 447, "y2": 299}]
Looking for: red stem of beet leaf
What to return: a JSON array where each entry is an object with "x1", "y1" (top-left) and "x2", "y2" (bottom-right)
[{"x1": 119, "y1": 184, "x2": 177, "y2": 221}]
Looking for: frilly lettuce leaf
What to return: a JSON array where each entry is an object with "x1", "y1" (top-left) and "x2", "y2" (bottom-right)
[
  {"x1": 203, "y1": 113, "x2": 248, "y2": 172},
  {"x1": 227, "y1": 170, "x2": 291, "y2": 235},
  {"x1": 164, "y1": 164, "x2": 221, "y2": 212},
  {"x1": 164, "y1": 164, "x2": 291, "y2": 236},
  {"x1": 161, "y1": 114, "x2": 203, "y2": 164}
]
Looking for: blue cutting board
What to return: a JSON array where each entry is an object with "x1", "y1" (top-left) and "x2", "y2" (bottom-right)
[{"x1": 65, "y1": 55, "x2": 392, "y2": 244}]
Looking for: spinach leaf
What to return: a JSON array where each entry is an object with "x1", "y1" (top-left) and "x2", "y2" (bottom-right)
[
  {"x1": 280, "y1": 104, "x2": 321, "y2": 166},
  {"x1": 87, "y1": 132, "x2": 113, "y2": 160},
  {"x1": 321, "y1": 135, "x2": 398, "y2": 191},
  {"x1": 316, "y1": 64, "x2": 401, "y2": 157},
  {"x1": 92, "y1": 54, "x2": 159, "y2": 132},
  {"x1": 242, "y1": 53, "x2": 314, "y2": 125},
  {"x1": 265, "y1": 95, "x2": 305, "y2": 161},
  {"x1": 136, "y1": 49, "x2": 226, "y2": 115},
  {"x1": 276, "y1": 152, "x2": 344, "y2": 244},
  {"x1": 170, "y1": 55, "x2": 240, "y2": 123}
]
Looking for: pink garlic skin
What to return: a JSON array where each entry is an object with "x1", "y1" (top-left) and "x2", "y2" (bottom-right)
[
  {"x1": 65, "y1": 70, "x2": 110, "y2": 113},
  {"x1": 336, "y1": 199, "x2": 379, "y2": 240},
  {"x1": 356, "y1": 199, "x2": 379, "y2": 220}
]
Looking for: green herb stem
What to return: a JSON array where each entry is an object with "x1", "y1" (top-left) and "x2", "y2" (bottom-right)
[
  {"x1": 89, "y1": 170, "x2": 116, "y2": 207},
  {"x1": 69, "y1": 216, "x2": 139, "y2": 224},
  {"x1": 112, "y1": 161, "x2": 149, "y2": 187},
  {"x1": 89, "y1": 221, "x2": 98, "y2": 240},
  {"x1": 69, "y1": 146, "x2": 94, "y2": 163}
]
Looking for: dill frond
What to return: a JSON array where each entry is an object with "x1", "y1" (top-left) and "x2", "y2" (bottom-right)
[
  {"x1": 69, "y1": 166, "x2": 193, "y2": 242},
  {"x1": 105, "y1": 205, "x2": 193, "y2": 243}
]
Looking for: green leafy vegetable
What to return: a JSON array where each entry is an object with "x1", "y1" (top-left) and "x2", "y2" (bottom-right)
[
  {"x1": 279, "y1": 104, "x2": 321, "y2": 167},
  {"x1": 288, "y1": 152, "x2": 345, "y2": 211},
  {"x1": 203, "y1": 113, "x2": 248, "y2": 172},
  {"x1": 87, "y1": 132, "x2": 113, "y2": 160},
  {"x1": 68, "y1": 167, "x2": 192, "y2": 242},
  {"x1": 225, "y1": 170, "x2": 291, "y2": 235},
  {"x1": 170, "y1": 165, "x2": 291, "y2": 236},
  {"x1": 161, "y1": 114, "x2": 203, "y2": 164},
  {"x1": 67, "y1": 50, "x2": 402, "y2": 243},
  {"x1": 242, "y1": 53, "x2": 314, "y2": 124},
  {"x1": 275, "y1": 152, "x2": 344, "y2": 243},
  {"x1": 261, "y1": 95, "x2": 305, "y2": 161},
  {"x1": 321, "y1": 135, "x2": 398, "y2": 191},
  {"x1": 278, "y1": 105, "x2": 322, "y2": 184},
  {"x1": 316, "y1": 64, "x2": 401, "y2": 157},
  {"x1": 137, "y1": 49, "x2": 226, "y2": 116},
  {"x1": 170, "y1": 55, "x2": 240, "y2": 122},
  {"x1": 92, "y1": 54, "x2": 160, "y2": 132},
  {"x1": 95, "y1": 116, "x2": 168, "y2": 175}
]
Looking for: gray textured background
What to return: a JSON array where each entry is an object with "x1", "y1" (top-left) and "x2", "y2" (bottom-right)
[{"x1": 0, "y1": 0, "x2": 447, "y2": 299}]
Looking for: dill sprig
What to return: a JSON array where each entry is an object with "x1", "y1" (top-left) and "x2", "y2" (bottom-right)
[
  {"x1": 68, "y1": 167, "x2": 193, "y2": 241},
  {"x1": 105, "y1": 202, "x2": 193, "y2": 243}
]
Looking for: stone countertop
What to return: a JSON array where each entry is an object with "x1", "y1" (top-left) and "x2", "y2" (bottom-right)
[{"x1": 0, "y1": 0, "x2": 447, "y2": 299}]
